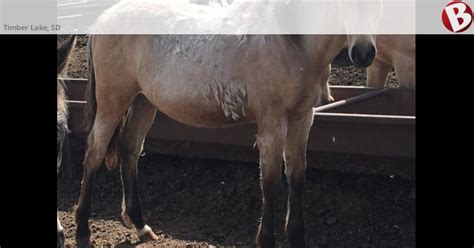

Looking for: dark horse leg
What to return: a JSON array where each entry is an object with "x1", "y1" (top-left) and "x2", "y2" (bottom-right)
[
  {"x1": 255, "y1": 112, "x2": 287, "y2": 247},
  {"x1": 119, "y1": 94, "x2": 158, "y2": 241},
  {"x1": 74, "y1": 120, "x2": 119, "y2": 247},
  {"x1": 57, "y1": 114, "x2": 67, "y2": 248},
  {"x1": 57, "y1": 216, "x2": 65, "y2": 248},
  {"x1": 75, "y1": 94, "x2": 134, "y2": 247},
  {"x1": 284, "y1": 110, "x2": 313, "y2": 248}
]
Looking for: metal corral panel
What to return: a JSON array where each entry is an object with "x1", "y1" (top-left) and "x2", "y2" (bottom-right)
[{"x1": 63, "y1": 79, "x2": 415, "y2": 160}]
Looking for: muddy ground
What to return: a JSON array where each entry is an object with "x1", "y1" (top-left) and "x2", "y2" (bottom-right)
[{"x1": 57, "y1": 35, "x2": 412, "y2": 247}]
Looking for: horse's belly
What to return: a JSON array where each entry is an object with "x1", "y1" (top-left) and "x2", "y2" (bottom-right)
[
  {"x1": 160, "y1": 102, "x2": 250, "y2": 127},
  {"x1": 143, "y1": 81, "x2": 252, "y2": 128}
]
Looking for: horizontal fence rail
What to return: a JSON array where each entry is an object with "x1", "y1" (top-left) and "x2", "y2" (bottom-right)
[{"x1": 60, "y1": 78, "x2": 416, "y2": 178}]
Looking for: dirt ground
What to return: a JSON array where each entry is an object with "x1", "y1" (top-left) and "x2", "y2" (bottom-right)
[
  {"x1": 57, "y1": 35, "x2": 413, "y2": 247},
  {"x1": 58, "y1": 139, "x2": 415, "y2": 248}
]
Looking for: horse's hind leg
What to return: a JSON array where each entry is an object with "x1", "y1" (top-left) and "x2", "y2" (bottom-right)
[
  {"x1": 75, "y1": 89, "x2": 136, "y2": 247},
  {"x1": 57, "y1": 112, "x2": 67, "y2": 248},
  {"x1": 255, "y1": 112, "x2": 287, "y2": 247},
  {"x1": 284, "y1": 109, "x2": 314, "y2": 248},
  {"x1": 367, "y1": 58, "x2": 392, "y2": 88},
  {"x1": 57, "y1": 214, "x2": 65, "y2": 248},
  {"x1": 320, "y1": 66, "x2": 334, "y2": 105},
  {"x1": 118, "y1": 94, "x2": 158, "y2": 242}
]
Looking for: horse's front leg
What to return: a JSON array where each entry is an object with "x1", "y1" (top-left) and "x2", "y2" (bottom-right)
[
  {"x1": 366, "y1": 58, "x2": 392, "y2": 88},
  {"x1": 319, "y1": 80, "x2": 335, "y2": 106},
  {"x1": 255, "y1": 112, "x2": 287, "y2": 247},
  {"x1": 119, "y1": 95, "x2": 158, "y2": 242},
  {"x1": 393, "y1": 57, "x2": 416, "y2": 90},
  {"x1": 284, "y1": 109, "x2": 314, "y2": 248}
]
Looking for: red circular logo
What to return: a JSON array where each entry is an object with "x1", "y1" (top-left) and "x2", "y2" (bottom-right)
[{"x1": 442, "y1": 1, "x2": 473, "y2": 33}]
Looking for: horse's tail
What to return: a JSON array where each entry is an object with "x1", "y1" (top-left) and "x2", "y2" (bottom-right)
[
  {"x1": 84, "y1": 37, "x2": 96, "y2": 143},
  {"x1": 57, "y1": 35, "x2": 76, "y2": 122},
  {"x1": 84, "y1": 36, "x2": 121, "y2": 170}
]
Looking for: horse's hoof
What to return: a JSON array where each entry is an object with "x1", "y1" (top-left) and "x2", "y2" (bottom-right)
[
  {"x1": 57, "y1": 230, "x2": 65, "y2": 248},
  {"x1": 138, "y1": 226, "x2": 159, "y2": 242},
  {"x1": 76, "y1": 237, "x2": 92, "y2": 248},
  {"x1": 323, "y1": 95, "x2": 335, "y2": 104}
]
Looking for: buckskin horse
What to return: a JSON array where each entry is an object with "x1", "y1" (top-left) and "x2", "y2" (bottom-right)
[{"x1": 74, "y1": 2, "x2": 378, "y2": 248}]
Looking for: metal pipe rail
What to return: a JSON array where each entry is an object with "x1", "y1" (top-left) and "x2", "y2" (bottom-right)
[{"x1": 59, "y1": 78, "x2": 416, "y2": 179}]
